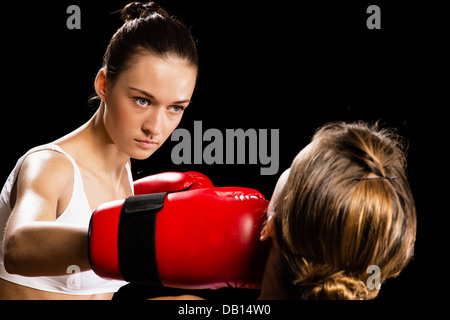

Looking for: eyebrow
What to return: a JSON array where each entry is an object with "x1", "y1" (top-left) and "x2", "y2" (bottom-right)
[{"x1": 128, "y1": 87, "x2": 192, "y2": 104}]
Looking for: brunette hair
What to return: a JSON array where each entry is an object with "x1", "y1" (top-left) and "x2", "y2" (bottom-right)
[
  {"x1": 273, "y1": 121, "x2": 417, "y2": 299},
  {"x1": 102, "y1": 1, "x2": 198, "y2": 84}
]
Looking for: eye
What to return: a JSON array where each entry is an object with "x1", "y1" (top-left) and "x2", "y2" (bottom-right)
[
  {"x1": 134, "y1": 97, "x2": 149, "y2": 107},
  {"x1": 169, "y1": 105, "x2": 186, "y2": 113}
]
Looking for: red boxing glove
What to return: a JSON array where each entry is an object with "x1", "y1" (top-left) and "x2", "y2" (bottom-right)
[
  {"x1": 133, "y1": 171, "x2": 213, "y2": 195},
  {"x1": 88, "y1": 187, "x2": 270, "y2": 289}
]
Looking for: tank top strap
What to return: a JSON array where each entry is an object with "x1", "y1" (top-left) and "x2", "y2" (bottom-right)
[
  {"x1": 23, "y1": 144, "x2": 80, "y2": 170},
  {"x1": 125, "y1": 162, "x2": 134, "y2": 195},
  {"x1": 26, "y1": 144, "x2": 91, "y2": 216},
  {"x1": 39, "y1": 144, "x2": 82, "y2": 175},
  {"x1": 20, "y1": 144, "x2": 134, "y2": 204},
  {"x1": 26, "y1": 144, "x2": 84, "y2": 192},
  {"x1": 45, "y1": 145, "x2": 134, "y2": 193}
]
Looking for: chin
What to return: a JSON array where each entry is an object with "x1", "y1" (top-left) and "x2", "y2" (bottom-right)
[{"x1": 129, "y1": 149, "x2": 157, "y2": 160}]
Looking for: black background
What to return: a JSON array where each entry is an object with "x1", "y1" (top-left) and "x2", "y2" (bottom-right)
[{"x1": 0, "y1": 0, "x2": 445, "y2": 309}]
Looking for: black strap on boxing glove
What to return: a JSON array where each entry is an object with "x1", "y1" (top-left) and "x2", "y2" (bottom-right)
[{"x1": 117, "y1": 192, "x2": 167, "y2": 284}]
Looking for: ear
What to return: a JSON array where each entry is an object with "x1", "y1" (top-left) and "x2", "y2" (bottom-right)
[
  {"x1": 260, "y1": 215, "x2": 274, "y2": 241},
  {"x1": 94, "y1": 68, "x2": 107, "y2": 101}
]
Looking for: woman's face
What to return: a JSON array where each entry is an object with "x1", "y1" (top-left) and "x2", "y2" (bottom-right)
[{"x1": 98, "y1": 54, "x2": 197, "y2": 160}]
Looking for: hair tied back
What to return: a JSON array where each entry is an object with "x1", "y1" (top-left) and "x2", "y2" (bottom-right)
[
  {"x1": 356, "y1": 176, "x2": 399, "y2": 181},
  {"x1": 121, "y1": 1, "x2": 169, "y2": 23}
]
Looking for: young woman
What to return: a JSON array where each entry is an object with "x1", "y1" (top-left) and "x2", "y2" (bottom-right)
[
  {"x1": 259, "y1": 121, "x2": 417, "y2": 299},
  {"x1": 0, "y1": 2, "x2": 198, "y2": 299}
]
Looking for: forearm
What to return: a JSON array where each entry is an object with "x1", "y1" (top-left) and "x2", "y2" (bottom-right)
[{"x1": 4, "y1": 222, "x2": 90, "y2": 277}]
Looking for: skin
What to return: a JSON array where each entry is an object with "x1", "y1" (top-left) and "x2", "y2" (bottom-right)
[
  {"x1": 0, "y1": 54, "x2": 197, "y2": 300},
  {"x1": 258, "y1": 145, "x2": 319, "y2": 299},
  {"x1": 257, "y1": 168, "x2": 299, "y2": 299}
]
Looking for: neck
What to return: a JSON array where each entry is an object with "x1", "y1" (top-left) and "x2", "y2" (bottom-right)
[
  {"x1": 258, "y1": 241, "x2": 299, "y2": 300},
  {"x1": 55, "y1": 104, "x2": 130, "y2": 180}
]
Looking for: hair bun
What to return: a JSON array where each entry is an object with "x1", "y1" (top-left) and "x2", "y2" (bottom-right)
[
  {"x1": 121, "y1": 1, "x2": 169, "y2": 22},
  {"x1": 296, "y1": 259, "x2": 370, "y2": 300},
  {"x1": 312, "y1": 273, "x2": 369, "y2": 300}
]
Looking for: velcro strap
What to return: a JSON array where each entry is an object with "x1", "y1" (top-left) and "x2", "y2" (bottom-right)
[{"x1": 118, "y1": 192, "x2": 167, "y2": 284}]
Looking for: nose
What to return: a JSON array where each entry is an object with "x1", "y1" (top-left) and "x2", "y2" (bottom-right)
[{"x1": 142, "y1": 107, "x2": 163, "y2": 136}]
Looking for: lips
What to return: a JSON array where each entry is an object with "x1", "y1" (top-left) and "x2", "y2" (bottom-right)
[{"x1": 135, "y1": 139, "x2": 158, "y2": 149}]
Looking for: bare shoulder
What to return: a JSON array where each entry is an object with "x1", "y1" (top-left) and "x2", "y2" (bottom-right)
[
  {"x1": 18, "y1": 150, "x2": 74, "y2": 191},
  {"x1": 11, "y1": 150, "x2": 74, "y2": 217},
  {"x1": 4, "y1": 149, "x2": 76, "y2": 239}
]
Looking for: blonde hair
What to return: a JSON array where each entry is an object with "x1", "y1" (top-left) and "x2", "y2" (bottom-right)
[{"x1": 273, "y1": 121, "x2": 417, "y2": 299}]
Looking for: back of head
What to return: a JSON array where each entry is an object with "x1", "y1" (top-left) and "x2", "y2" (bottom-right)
[{"x1": 274, "y1": 121, "x2": 417, "y2": 299}]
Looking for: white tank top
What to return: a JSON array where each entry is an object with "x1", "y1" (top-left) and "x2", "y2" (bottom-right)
[{"x1": 0, "y1": 144, "x2": 129, "y2": 295}]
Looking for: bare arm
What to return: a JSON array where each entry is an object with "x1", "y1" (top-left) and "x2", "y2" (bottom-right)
[{"x1": 3, "y1": 151, "x2": 91, "y2": 276}]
